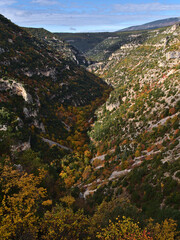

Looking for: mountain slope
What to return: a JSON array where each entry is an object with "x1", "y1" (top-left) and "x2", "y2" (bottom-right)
[
  {"x1": 24, "y1": 27, "x2": 90, "y2": 66},
  {"x1": 86, "y1": 30, "x2": 149, "y2": 62},
  {"x1": 0, "y1": 14, "x2": 110, "y2": 157},
  {"x1": 55, "y1": 17, "x2": 180, "y2": 59},
  {"x1": 119, "y1": 17, "x2": 180, "y2": 32},
  {"x1": 83, "y1": 24, "x2": 180, "y2": 224}
]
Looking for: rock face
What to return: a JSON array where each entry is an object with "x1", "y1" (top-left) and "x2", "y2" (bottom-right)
[
  {"x1": 0, "y1": 125, "x2": 7, "y2": 131},
  {"x1": 109, "y1": 169, "x2": 131, "y2": 180},
  {"x1": 11, "y1": 139, "x2": 31, "y2": 152},
  {"x1": 106, "y1": 102, "x2": 120, "y2": 112},
  {"x1": 0, "y1": 79, "x2": 32, "y2": 103},
  {"x1": 0, "y1": 47, "x2": 5, "y2": 54},
  {"x1": 87, "y1": 62, "x2": 105, "y2": 72},
  {"x1": 166, "y1": 51, "x2": 180, "y2": 60}
]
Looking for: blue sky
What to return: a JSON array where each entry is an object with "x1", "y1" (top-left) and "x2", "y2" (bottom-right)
[{"x1": 0, "y1": 0, "x2": 180, "y2": 32}]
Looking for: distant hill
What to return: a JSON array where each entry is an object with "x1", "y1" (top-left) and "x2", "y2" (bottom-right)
[
  {"x1": 118, "y1": 17, "x2": 180, "y2": 32},
  {"x1": 55, "y1": 32, "x2": 112, "y2": 53},
  {"x1": 56, "y1": 17, "x2": 180, "y2": 56},
  {"x1": 86, "y1": 30, "x2": 149, "y2": 62}
]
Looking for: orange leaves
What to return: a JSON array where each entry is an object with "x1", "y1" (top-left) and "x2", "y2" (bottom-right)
[
  {"x1": 92, "y1": 158, "x2": 103, "y2": 168},
  {"x1": 122, "y1": 139, "x2": 128, "y2": 145},
  {"x1": 174, "y1": 129, "x2": 179, "y2": 135},
  {"x1": 84, "y1": 149, "x2": 92, "y2": 159},
  {"x1": 169, "y1": 107, "x2": 176, "y2": 115},
  {"x1": 64, "y1": 175, "x2": 75, "y2": 188},
  {"x1": 82, "y1": 166, "x2": 92, "y2": 180},
  {"x1": 135, "y1": 150, "x2": 141, "y2": 158},
  {"x1": 97, "y1": 150, "x2": 102, "y2": 156},
  {"x1": 141, "y1": 144, "x2": 146, "y2": 150},
  {"x1": 147, "y1": 145, "x2": 155, "y2": 152},
  {"x1": 146, "y1": 155, "x2": 152, "y2": 161}
]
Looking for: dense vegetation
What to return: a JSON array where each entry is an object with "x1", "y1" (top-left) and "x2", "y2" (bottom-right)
[
  {"x1": 0, "y1": 162, "x2": 178, "y2": 239},
  {"x1": 24, "y1": 27, "x2": 89, "y2": 66},
  {"x1": 86, "y1": 23, "x2": 180, "y2": 233},
  {"x1": 0, "y1": 14, "x2": 180, "y2": 239}
]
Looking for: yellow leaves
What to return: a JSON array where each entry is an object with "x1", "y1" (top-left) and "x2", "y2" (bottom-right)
[
  {"x1": 97, "y1": 216, "x2": 153, "y2": 240},
  {"x1": 121, "y1": 160, "x2": 129, "y2": 170},
  {"x1": 60, "y1": 195, "x2": 75, "y2": 207},
  {"x1": 64, "y1": 175, "x2": 75, "y2": 188},
  {"x1": 0, "y1": 164, "x2": 47, "y2": 239},
  {"x1": 147, "y1": 218, "x2": 178, "y2": 240},
  {"x1": 59, "y1": 170, "x2": 67, "y2": 179},
  {"x1": 41, "y1": 205, "x2": 90, "y2": 240},
  {"x1": 60, "y1": 167, "x2": 76, "y2": 188},
  {"x1": 42, "y1": 200, "x2": 53, "y2": 206}
]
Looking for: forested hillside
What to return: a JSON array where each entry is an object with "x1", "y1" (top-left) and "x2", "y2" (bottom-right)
[
  {"x1": 86, "y1": 23, "x2": 180, "y2": 228},
  {"x1": 0, "y1": 13, "x2": 110, "y2": 150},
  {"x1": 24, "y1": 27, "x2": 90, "y2": 66}
]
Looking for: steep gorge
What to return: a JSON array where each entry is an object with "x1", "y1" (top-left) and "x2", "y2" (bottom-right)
[{"x1": 0, "y1": 14, "x2": 180, "y2": 239}]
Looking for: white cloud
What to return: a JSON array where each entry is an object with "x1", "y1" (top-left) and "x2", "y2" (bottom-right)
[
  {"x1": 0, "y1": 0, "x2": 16, "y2": 6},
  {"x1": 2, "y1": 8, "x2": 171, "y2": 27},
  {"x1": 31, "y1": 0, "x2": 58, "y2": 5},
  {"x1": 1, "y1": 1, "x2": 179, "y2": 32},
  {"x1": 113, "y1": 3, "x2": 180, "y2": 13}
]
